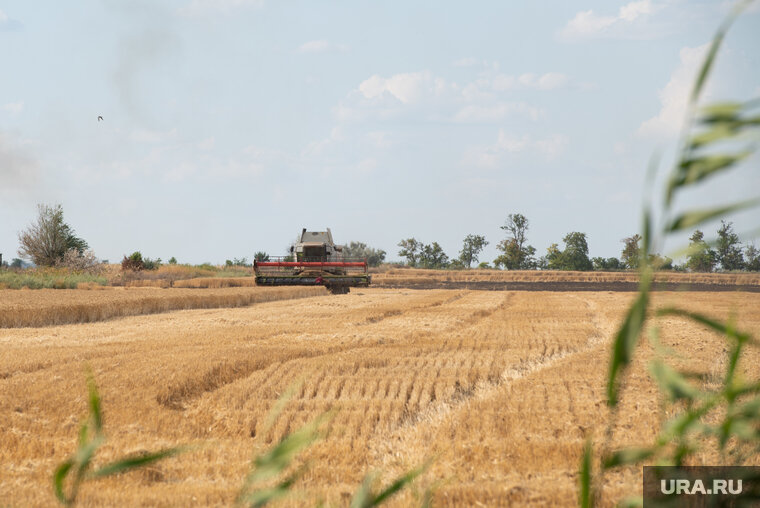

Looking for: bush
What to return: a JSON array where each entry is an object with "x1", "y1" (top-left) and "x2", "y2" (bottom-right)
[
  {"x1": 55, "y1": 249, "x2": 104, "y2": 275},
  {"x1": 122, "y1": 252, "x2": 144, "y2": 271},
  {"x1": 143, "y1": 257, "x2": 161, "y2": 270},
  {"x1": 17, "y1": 204, "x2": 89, "y2": 266},
  {"x1": 121, "y1": 252, "x2": 160, "y2": 271},
  {"x1": 0, "y1": 269, "x2": 107, "y2": 289}
]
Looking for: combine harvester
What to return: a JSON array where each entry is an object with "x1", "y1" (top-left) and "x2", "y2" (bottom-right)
[{"x1": 254, "y1": 228, "x2": 371, "y2": 294}]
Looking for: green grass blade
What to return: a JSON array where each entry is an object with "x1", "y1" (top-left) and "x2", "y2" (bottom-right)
[
  {"x1": 602, "y1": 447, "x2": 655, "y2": 469},
  {"x1": 370, "y1": 462, "x2": 429, "y2": 506},
  {"x1": 86, "y1": 370, "x2": 103, "y2": 434},
  {"x1": 350, "y1": 473, "x2": 378, "y2": 508},
  {"x1": 261, "y1": 380, "x2": 304, "y2": 435},
  {"x1": 655, "y1": 308, "x2": 752, "y2": 343},
  {"x1": 607, "y1": 287, "x2": 649, "y2": 406},
  {"x1": 237, "y1": 413, "x2": 330, "y2": 506},
  {"x1": 579, "y1": 439, "x2": 593, "y2": 508},
  {"x1": 617, "y1": 497, "x2": 644, "y2": 508},
  {"x1": 699, "y1": 102, "x2": 744, "y2": 123},
  {"x1": 688, "y1": 125, "x2": 740, "y2": 149},
  {"x1": 238, "y1": 464, "x2": 306, "y2": 507},
  {"x1": 73, "y1": 437, "x2": 104, "y2": 474},
  {"x1": 665, "y1": 199, "x2": 760, "y2": 232},
  {"x1": 674, "y1": 152, "x2": 751, "y2": 188},
  {"x1": 53, "y1": 460, "x2": 75, "y2": 505},
  {"x1": 90, "y1": 447, "x2": 185, "y2": 478},
  {"x1": 350, "y1": 462, "x2": 429, "y2": 508},
  {"x1": 689, "y1": 0, "x2": 750, "y2": 104},
  {"x1": 649, "y1": 360, "x2": 702, "y2": 402},
  {"x1": 248, "y1": 416, "x2": 325, "y2": 484}
]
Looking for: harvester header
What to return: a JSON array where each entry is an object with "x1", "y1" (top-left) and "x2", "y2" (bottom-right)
[{"x1": 254, "y1": 228, "x2": 371, "y2": 294}]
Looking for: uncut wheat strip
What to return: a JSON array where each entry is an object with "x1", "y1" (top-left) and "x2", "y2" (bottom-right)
[{"x1": 0, "y1": 287, "x2": 326, "y2": 328}]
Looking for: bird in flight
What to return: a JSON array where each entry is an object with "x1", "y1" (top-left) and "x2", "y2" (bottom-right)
[{"x1": 97, "y1": 116, "x2": 104, "y2": 122}]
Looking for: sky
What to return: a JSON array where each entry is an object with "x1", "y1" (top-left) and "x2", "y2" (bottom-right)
[{"x1": 1, "y1": 0, "x2": 759, "y2": 265}]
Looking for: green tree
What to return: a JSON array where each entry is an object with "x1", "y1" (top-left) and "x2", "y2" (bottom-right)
[
  {"x1": 17, "y1": 204, "x2": 89, "y2": 266},
  {"x1": 716, "y1": 220, "x2": 744, "y2": 270},
  {"x1": 546, "y1": 232, "x2": 592, "y2": 271},
  {"x1": 562, "y1": 232, "x2": 593, "y2": 271},
  {"x1": 620, "y1": 234, "x2": 642, "y2": 269},
  {"x1": 342, "y1": 241, "x2": 386, "y2": 267},
  {"x1": 592, "y1": 257, "x2": 622, "y2": 270},
  {"x1": 397, "y1": 238, "x2": 422, "y2": 267},
  {"x1": 494, "y1": 213, "x2": 536, "y2": 269},
  {"x1": 419, "y1": 242, "x2": 449, "y2": 269},
  {"x1": 647, "y1": 253, "x2": 673, "y2": 270},
  {"x1": 745, "y1": 245, "x2": 760, "y2": 272},
  {"x1": 458, "y1": 234, "x2": 488, "y2": 268},
  {"x1": 168, "y1": 257, "x2": 177, "y2": 265},
  {"x1": 686, "y1": 230, "x2": 716, "y2": 272},
  {"x1": 253, "y1": 251, "x2": 270, "y2": 262},
  {"x1": 543, "y1": 243, "x2": 562, "y2": 269}
]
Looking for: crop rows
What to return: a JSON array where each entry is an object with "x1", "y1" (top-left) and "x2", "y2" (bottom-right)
[
  {"x1": 0, "y1": 286, "x2": 324, "y2": 328},
  {"x1": 1, "y1": 288, "x2": 758, "y2": 506}
]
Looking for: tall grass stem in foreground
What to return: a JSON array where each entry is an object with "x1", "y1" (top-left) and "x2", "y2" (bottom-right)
[{"x1": 585, "y1": 1, "x2": 760, "y2": 505}]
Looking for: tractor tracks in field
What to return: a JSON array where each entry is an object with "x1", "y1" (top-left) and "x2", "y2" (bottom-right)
[
  {"x1": 355, "y1": 291, "x2": 467, "y2": 326},
  {"x1": 369, "y1": 293, "x2": 612, "y2": 457},
  {"x1": 157, "y1": 291, "x2": 476, "y2": 410}
]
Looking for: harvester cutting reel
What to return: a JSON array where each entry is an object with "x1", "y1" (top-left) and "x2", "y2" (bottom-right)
[{"x1": 253, "y1": 258, "x2": 371, "y2": 295}]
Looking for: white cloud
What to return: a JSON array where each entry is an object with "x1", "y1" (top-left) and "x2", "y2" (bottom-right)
[
  {"x1": 638, "y1": 44, "x2": 709, "y2": 138},
  {"x1": 464, "y1": 130, "x2": 569, "y2": 168},
  {"x1": 358, "y1": 71, "x2": 447, "y2": 104},
  {"x1": 2, "y1": 101, "x2": 24, "y2": 115},
  {"x1": 356, "y1": 158, "x2": 378, "y2": 174},
  {"x1": 560, "y1": 0, "x2": 660, "y2": 40},
  {"x1": 304, "y1": 126, "x2": 344, "y2": 157},
  {"x1": 366, "y1": 131, "x2": 392, "y2": 149},
  {"x1": 177, "y1": 0, "x2": 264, "y2": 17},
  {"x1": 0, "y1": 132, "x2": 39, "y2": 193},
  {"x1": 199, "y1": 137, "x2": 215, "y2": 150},
  {"x1": 339, "y1": 68, "x2": 573, "y2": 124},
  {"x1": 0, "y1": 8, "x2": 21, "y2": 31},
  {"x1": 452, "y1": 57, "x2": 480, "y2": 67},
  {"x1": 519, "y1": 72, "x2": 570, "y2": 90},
  {"x1": 130, "y1": 128, "x2": 178, "y2": 144},
  {"x1": 454, "y1": 102, "x2": 543, "y2": 123},
  {"x1": 297, "y1": 40, "x2": 347, "y2": 54},
  {"x1": 480, "y1": 72, "x2": 573, "y2": 92}
]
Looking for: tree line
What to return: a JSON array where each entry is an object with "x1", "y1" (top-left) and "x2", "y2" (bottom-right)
[
  {"x1": 4, "y1": 206, "x2": 757, "y2": 273},
  {"x1": 395, "y1": 213, "x2": 759, "y2": 272}
]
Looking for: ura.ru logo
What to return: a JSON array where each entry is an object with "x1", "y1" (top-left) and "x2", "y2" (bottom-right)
[{"x1": 661, "y1": 479, "x2": 742, "y2": 496}]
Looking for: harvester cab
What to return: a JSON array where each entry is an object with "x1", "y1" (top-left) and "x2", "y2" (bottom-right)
[{"x1": 254, "y1": 228, "x2": 371, "y2": 294}]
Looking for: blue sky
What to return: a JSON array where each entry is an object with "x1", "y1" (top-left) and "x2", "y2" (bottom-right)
[{"x1": 1, "y1": 1, "x2": 758, "y2": 265}]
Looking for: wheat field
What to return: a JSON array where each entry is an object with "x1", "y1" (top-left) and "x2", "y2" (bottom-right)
[
  {"x1": 1, "y1": 287, "x2": 758, "y2": 506},
  {"x1": 0, "y1": 286, "x2": 324, "y2": 328}
]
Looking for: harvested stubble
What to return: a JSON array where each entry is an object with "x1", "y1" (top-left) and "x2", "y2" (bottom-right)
[
  {"x1": 372, "y1": 268, "x2": 760, "y2": 286},
  {"x1": 1, "y1": 288, "x2": 758, "y2": 506},
  {"x1": 0, "y1": 286, "x2": 325, "y2": 328}
]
